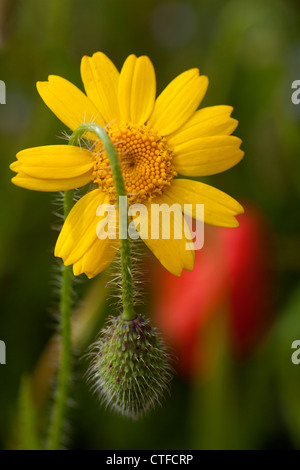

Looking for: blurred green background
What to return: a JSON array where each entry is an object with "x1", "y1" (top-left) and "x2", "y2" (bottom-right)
[{"x1": 1, "y1": 0, "x2": 300, "y2": 450}]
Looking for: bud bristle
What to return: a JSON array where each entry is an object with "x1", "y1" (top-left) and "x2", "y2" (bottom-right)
[{"x1": 88, "y1": 314, "x2": 173, "y2": 419}]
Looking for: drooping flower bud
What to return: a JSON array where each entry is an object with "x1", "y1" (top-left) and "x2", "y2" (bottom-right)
[{"x1": 89, "y1": 314, "x2": 173, "y2": 419}]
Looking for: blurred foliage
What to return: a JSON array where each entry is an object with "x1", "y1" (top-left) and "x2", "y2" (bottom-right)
[{"x1": 0, "y1": 0, "x2": 300, "y2": 450}]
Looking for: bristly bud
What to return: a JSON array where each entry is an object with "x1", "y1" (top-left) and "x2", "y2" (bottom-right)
[{"x1": 88, "y1": 314, "x2": 173, "y2": 419}]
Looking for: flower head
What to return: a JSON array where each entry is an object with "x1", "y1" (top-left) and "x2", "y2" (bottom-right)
[{"x1": 10, "y1": 52, "x2": 244, "y2": 278}]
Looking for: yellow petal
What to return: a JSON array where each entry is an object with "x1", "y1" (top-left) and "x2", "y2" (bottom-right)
[
  {"x1": 11, "y1": 171, "x2": 92, "y2": 191},
  {"x1": 148, "y1": 69, "x2": 208, "y2": 136},
  {"x1": 164, "y1": 178, "x2": 244, "y2": 227},
  {"x1": 37, "y1": 75, "x2": 105, "y2": 132},
  {"x1": 118, "y1": 55, "x2": 156, "y2": 124},
  {"x1": 132, "y1": 197, "x2": 195, "y2": 276},
  {"x1": 9, "y1": 160, "x2": 22, "y2": 172},
  {"x1": 13, "y1": 145, "x2": 94, "y2": 179},
  {"x1": 73, "y1": 237, "x2": 119, "y2": 278},
  {"x1": 81, "y1": 52, "x2": 120, "y2": 124},
  {"x1": 55, "y1": 189, "x2": 110, "y2": 266},
  {"x1": 172, "y1": 135, "x2": 244, "y2": 176},
  {"x1": 167, "y1": 105, "x2": 238, "y2": 146}
]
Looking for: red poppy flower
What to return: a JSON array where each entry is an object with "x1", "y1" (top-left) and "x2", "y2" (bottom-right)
[{"x1": 151, "y1": 205, "x2": 274, "y2": 378}]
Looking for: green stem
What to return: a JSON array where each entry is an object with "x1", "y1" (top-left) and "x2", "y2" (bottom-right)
[
  {"x1": 68, "y1": 123, "x2": 136, "y2": 322},
  {"x1": 48, "y1": 123, "x2": 136, "y2": 448},
  {"x1": 47, "y1": 194, "x2": 74, "y2": 449}
]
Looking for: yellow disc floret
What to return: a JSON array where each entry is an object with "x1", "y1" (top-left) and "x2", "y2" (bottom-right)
[{"x1": 92, "y1": 123, "x2": 176, "y2": 204}]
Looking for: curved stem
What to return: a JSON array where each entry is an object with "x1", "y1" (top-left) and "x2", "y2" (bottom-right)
[
  {"x1": 48, "y1": 123, "x2": 136, "y2": 448},
  {"x1": 69, "y1": 123, "x2": 136, "y2": 321}
]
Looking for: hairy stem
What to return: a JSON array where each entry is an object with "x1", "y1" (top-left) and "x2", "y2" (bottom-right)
[
  {"x1": 68, "y1": 123, "x2": 136, "y2": 322},
  {"x1": 48, "y1": 123, "x2": 136, "y2": 448},
  {"x1": 47, "y1": 189, "x2": 74, "y2": 450}
]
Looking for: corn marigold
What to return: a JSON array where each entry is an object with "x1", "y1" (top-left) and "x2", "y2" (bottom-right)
[{"x1": 10, "y1": 52, "x2": 244, "y2": 278}]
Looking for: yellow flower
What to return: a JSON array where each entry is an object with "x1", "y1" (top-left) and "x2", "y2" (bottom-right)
[{"x1": 10, "y1": 52, "x2": 244, "y2": 278}]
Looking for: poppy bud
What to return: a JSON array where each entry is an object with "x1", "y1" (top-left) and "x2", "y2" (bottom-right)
[{"x1": 89, "y1": 314, "x2": 173, "y2": 419}]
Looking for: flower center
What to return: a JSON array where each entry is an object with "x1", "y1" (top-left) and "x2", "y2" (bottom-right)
[{"x1": 92, "y1": 123, "x2": 176, "y2": 204}]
